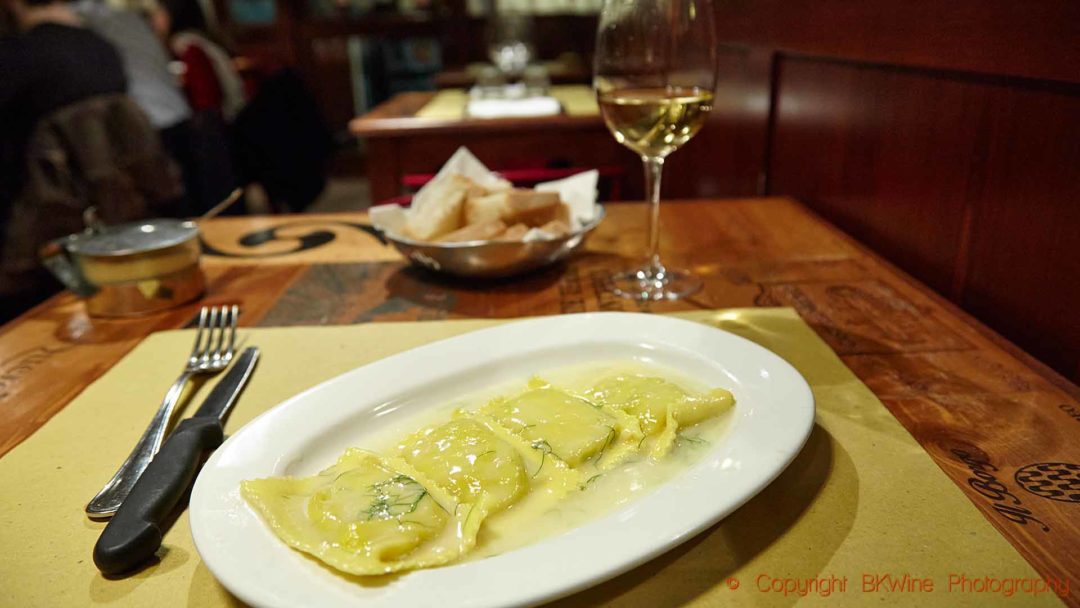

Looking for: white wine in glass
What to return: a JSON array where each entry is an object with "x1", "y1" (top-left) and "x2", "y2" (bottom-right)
[
  {"x1": 594, "y1": 0, "x2": 718, "y2": 301},
  {"x1": 598, "y1": 87, "x2": 714, "y2": 158}
]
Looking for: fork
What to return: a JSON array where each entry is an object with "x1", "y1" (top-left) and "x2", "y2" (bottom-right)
[{"x1": 85, "y1": 305, "x2": 240, "y2": 519}]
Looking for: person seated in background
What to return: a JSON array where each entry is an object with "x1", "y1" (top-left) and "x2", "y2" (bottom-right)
[
  {"x1": 70, "y1": 0, "x2": 235, "y2": 215},
  {"x1": 71, "y1": 0, "x2": 190, "y2": 135},
  {"x1": 155, "y1": 0, "x2": 247, "y2": 122},
  {"x1": 0, "y1": 0, "x2": 127, "y2": 320},
  {"x1": 154, "y1": 0, "x2": 334, "y2": 213},
  {"x1": 0, "y1": 0, "x2": 183, "y2": 322},
  {"x1": 0, "y1": 0, "x2": 127, "y2": 201},
  {"x1": 166, "y1": 15, "x2": 247, "y2": 122},
  {"x1": 152, "y1": 0, "x2": 247, "y2": 213}
]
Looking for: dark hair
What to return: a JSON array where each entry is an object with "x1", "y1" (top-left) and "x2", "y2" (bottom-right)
[
  {"x1": 1, "y1": 5, "x2": 16, "y2": 35},
  {"x1": 22, "y1": 0, "x2": 73, "y2": 6},
  {"x1": 163, "y1": 0, "x2": 206, "y2": 33}
]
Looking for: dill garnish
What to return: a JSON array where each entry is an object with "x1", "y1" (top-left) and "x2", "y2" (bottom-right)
[
  {"x1": 457, "y1": 503, "x2": 479, "y2": 530},
  {"x1": 398, "y1": 519, "x2": 437, "y2": 528},
  {"x1": 580, "y1": 474, "x2": 604, "y2": 490},
  {"x1": 531, "y1": 439, "x2": 553, "y2": 478},
  {"x1": 591, "y1": 426, "x2": 617, "y2": 464},
  {"x1": 359, "y1": 474, "x2": 428, "y2": 521},
  {"x1": 676, "y1": 434, "x2": 709, "y2": 449}
]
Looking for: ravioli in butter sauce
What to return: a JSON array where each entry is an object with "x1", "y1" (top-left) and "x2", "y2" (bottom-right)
[{"x1": 242, "y1": 361, "x2": 735, "y2": 575}]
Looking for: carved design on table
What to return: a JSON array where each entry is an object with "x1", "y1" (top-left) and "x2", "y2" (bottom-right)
[
  {"x1": 197, "y1": 214, "x2": 393, "y2": 265},
  {"x1": 1015, "y1": 463, "x2": 1080, "y2": 504}
]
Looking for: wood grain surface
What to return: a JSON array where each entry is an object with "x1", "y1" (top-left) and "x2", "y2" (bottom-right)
[{"x1": 1, "y1": 198, "x2": 1077, "y2": 605}]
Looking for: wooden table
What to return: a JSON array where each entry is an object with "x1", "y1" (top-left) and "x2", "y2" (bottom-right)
[
  {"x1": 2, "y1": 198, "x2": 1078, "y2": 605},
  {"x1": 349, "y1": 91, "x2": 639, "y2": 202},
  {"x1": 434, "y1": 63, "x2": 591, "y2": 89}
]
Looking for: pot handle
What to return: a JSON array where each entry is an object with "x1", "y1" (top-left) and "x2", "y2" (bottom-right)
[{"x1": 39, "y1": 238, "x2": 96, "y2": 297}]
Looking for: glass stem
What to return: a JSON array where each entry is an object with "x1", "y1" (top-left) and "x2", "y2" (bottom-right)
[{"x1": 642, "y1": 155, "x2": 665, "y2": 274}]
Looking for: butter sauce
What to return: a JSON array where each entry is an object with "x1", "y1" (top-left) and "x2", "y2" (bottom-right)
[
  {"x1": 244, "y1": 360, "x2": 735, "y2": 574},
  {"x1": 376, "y1": 360, "x2": 735, "y2": 561}
]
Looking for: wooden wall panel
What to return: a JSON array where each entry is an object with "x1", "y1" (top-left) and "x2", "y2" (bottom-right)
[
  {"x1": 959, "y1": 85, "x2": 1080, "y2": 379},
  {"x1": 768, "y1": 59, "x2": 984, "y2": 295},
  {"x1": 714, "y1": 0, "x2": 1080, "y2": 84},
  {"x1": 767, "y1": 57, "x2": 1080, "y2": 381}
]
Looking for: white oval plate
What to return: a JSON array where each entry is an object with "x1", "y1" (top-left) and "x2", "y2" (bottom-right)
[{"x1": 190, "y1": 313, "x2": 815, "y2": 608}]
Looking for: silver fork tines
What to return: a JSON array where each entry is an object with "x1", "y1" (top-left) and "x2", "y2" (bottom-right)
[{"x1": 86, "y1": 304, "x2": 241, "y2": 519}]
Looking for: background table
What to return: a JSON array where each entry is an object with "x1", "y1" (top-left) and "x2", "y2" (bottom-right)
[
  {"x1": 348, "y1": 88, "x2": 641, "y2": 202},
  {"x1": 1, "y1": 197, "x2": 1077, "y2": 605}
]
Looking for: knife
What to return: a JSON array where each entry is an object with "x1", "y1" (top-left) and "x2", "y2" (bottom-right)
[{"x1": 93, "y1": 347, "x2": 260, "y2": 575}]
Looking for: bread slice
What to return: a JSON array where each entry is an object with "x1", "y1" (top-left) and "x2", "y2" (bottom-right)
[
  {"x1": 494, "y1": 223, "x2": 530, "y2": 241},
  {"x1": 514, "y1": 202, "x2": 571, "y2": 228},
  {"x1": 437, "y1": 219, "x2": 507, "y2": 243},
  {"x1": 464, "y1": 180, "x2": 491, "y2": 201},
  {"x1": 404, "y1": 175, "x2": 472, "y2": 240},
  {"x1": 464, "y1": 189, "x2": 562, "y2": 226},
  {"x1": 537, "y1": 219, "x2": 572, "y2": 238},
  {"x1": 463, "y1": 190, "x2": 512, "y2": 225}
]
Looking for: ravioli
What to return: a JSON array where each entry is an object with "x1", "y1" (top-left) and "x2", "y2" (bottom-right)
[
  {"x1": 481, "y1": 380, "x2": 642, "y2": 470},
  {"x1": 464, "y1": 413, "x2": 581, "y2": 488},
  {"x1": 241, "y1": 449, "x2": 481, "y2": 575},
  {"x1": 242, "y1": 366, "x2": 736, "y2": 578},
  {"x1": 398, "y1": 418, "x2": 528, "y2": 516},
  {"x1": 587, "y1": 375, "x2": 735, "y2": 457}
]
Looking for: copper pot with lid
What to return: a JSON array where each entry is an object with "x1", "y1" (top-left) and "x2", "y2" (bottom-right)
[{"x1": 40, "y1": 218, "x2": 205, "y2": 317}]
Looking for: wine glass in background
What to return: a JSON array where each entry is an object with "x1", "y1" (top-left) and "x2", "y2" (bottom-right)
[
  {"x1": 488, "y1": 11, "x2": 534, "y2": 81},
  {"x1": 594, "y1": 0, "x2": 718, "y2": 301}
]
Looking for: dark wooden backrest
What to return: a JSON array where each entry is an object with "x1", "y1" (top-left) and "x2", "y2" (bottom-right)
[{"x1": 706, "y1": 0, "x2": 1080, "y2": 381}]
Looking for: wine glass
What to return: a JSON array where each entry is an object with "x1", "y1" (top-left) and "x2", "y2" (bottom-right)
[
  {"x1": 593, "y1": 0, "x2": 718, "y2": 301},
  {"x1": 487, "y1": 11, "x2": 534, "y2": 81}
]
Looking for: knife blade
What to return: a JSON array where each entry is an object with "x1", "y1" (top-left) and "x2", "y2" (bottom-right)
[
  {"x1": 93, "y1": 347, "x2": 260, "y2": 575},
  {"x1": 192, "y1": 347, "x2": 260, "y2": 422}
]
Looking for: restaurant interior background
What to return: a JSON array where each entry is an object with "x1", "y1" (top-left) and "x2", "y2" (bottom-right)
[{"x1": 1, "y1": 0, "x2": 1077, "y2": 383}]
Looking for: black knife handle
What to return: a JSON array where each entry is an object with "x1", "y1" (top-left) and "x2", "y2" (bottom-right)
[{"x1": 93, "y1": 416, "x2": 223, "y2": 575}]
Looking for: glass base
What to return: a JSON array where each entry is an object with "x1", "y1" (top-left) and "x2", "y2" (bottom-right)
[{"x1": 608, "y1": 264, "x2": 702, "y2": 302}]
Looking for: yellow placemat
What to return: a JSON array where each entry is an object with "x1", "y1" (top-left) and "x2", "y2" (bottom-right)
[
  {"x1": 415, "y1": 89, "x2": 469, "y2": 119},
  {"x1": 415, "y1": 85, "x2": 599, "y2": 120},
  {"x1": 0, "y1": 309, "x2": 1057, "y2": 607}
]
